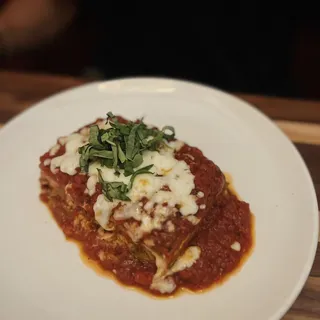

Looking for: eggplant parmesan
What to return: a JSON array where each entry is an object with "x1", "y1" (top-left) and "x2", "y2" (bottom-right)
[{"x1": 39, "y1": 112, "x2": 253, "y2": 296}]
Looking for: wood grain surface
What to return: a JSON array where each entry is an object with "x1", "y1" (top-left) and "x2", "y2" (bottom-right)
[{"x1": 0, "y1": 70, "x2": 319, "y2": 319}]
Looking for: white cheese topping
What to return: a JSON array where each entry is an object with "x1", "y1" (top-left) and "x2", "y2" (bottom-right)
[
  {"x1": 197, "y1": 191, "x2": 204, "y2": 198},
  {"x1": 91, "y1": 149, "x2": 198, "y2": 236},
  {"x1": 168, "y1": 140, "x2": 184, "y2": 151},
  {"x1": 166, "y1": 220, "x2": 175, "y2": 232},
  {"x1": 86, "y1": 175, "x2": 98, "y2": 196},
  {"x1": 50, "y1": 133, "x2": 87, "y2": 175},
  {"x1": 112, "y1": 202, "x2": 177, "y2": 242},
  {"x1": 231, "y1": 241, "x2": 241, "y2": 251},
  {"x1": 169, "y1": 246, "x2": 201, "y2": 274},
  {"x1": 43, "y1": 159, "x2": 51, "y2": 166},
  {"x1": 97, "y1": 120, "x2": 112, "y2": 130},
  {"x1": 49, "y1": 144, "x2": 60, "y2": 156},
  {"x1": 80, "y1": 127, "x2": 90, "y2": 136},
  {"x1": 89, "y1": 162, "x2": 131, "y2": 185},
  {"x1": 149, "y1": 249, "x2": 177, "y2": 294},
  {"x1": 185, "y1": 215, "x2": 200, "y2": 225},
  {"x1": 128, "y1": 173, "x2": 162, "y2": 202},
  {"x1": 150, "y1": 276, "x2": 176, "y2": 294},
  {"x1": 150, "y1": 246, "x2": 201, "y2": 294},
  {"x1": 93, "y1": 194, "x2": 119, "y2": 230}
]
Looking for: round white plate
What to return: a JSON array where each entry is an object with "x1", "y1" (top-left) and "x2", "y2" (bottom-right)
[{"x1": 0, "y1": 78, "x2": 318, "y2": 320}]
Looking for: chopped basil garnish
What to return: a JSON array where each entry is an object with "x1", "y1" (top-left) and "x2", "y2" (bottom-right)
[
  {"x1": 162, "y1": 126, "x2": 175, "y2": 140},
  {"x1": 78, "y1": 112, "x2": 175, "y2": 201},
  {"x1": 89, "y1": 125, "x2": 103, "y2": 149},
  {"x1": 97, "y1": 169, "x2": 131, "y2": 201},
  {"x1": 117, "y1": 144, "x2": 126, "y2": 163},
  {"x1": 97, "y1": 165, "x2": 153, "y2": 202},
  {"x1": 127, "y1": 165, "x2": 154, "y2": 190}
]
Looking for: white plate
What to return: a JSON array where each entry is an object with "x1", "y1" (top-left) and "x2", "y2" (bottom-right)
[{"x1": 0, "y1": 78, "x2": 318, "y2": 320}]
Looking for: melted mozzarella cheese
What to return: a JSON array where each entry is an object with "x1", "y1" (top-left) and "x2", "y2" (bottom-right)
[
  {"x1": 43, "y1": 159, "x2": 51, "y2": 166},
  {"x1": 168, "y1": 140, "x2": 184, "y2": 151},
  {"x1": 92, "y1": 149, "x2": 197, "y2": 234},
  {"x1": 169, "y1": 246, "x2": 201, "y2": 274},
  {"x1": 80, "y1": 127, "x2": 90, "y2": 136},
  {"x1": 50, "y1": 133, "x2": 87, "y2": 175},
  {"x1": 128, "y1": 173, "x2": 162, "y2": 202},
  {"x1": 58, "y1": 136, "x2": 69, "y2": 145},
  {"x1": 150, "y1": 152, "x2": 177, "y2": 176},
  {"x1": 150, "y1": 276, "x2": 176, "y2": 294},
  {"x1": 197, "y1": 191, "x2": 204, "y2": 198},
  {"x1": 97, "y1": 120, "x2": 112, "y2": 130},
  {"x1": 113, "y1": 203, "x2": 141, "y2": 221},
  {"x1": 89, "y1": 162, "x2": 131, "y2": 185},
  {"x1": 150, "y1": 246, "x2": 201, "y2": 294},
  {"x1": 185, "y1": 215, "x2": 200, "y2": 225},
  {"x1": 231, "y1": 241, "x2": 241, "y2": 251},
  {"x1": 149, "y1": 249, "x2": 177, "y2": 293},
  {"x1": 113, "y1": 202, "x2": 177, "y2": 242},
  {"x1": 93, "y1": 194, "x2": 119, "y2": 230},
  {"x1": 166, "y1": 220, "x2": 175, "y2": 232},
  {"x1": 139, "y1": 214, "x2": 161, "y2": 237},
  {"x1": 49, "y1": 144, "x2": 60, "y2": 156},
  {"x1": 86, "y1": 175, "x2": 98, "y2": 196}
]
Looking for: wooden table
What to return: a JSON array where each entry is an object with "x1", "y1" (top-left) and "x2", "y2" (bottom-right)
[{"x1": 0, "y1": 70, "x2": 319, "y2": 319}]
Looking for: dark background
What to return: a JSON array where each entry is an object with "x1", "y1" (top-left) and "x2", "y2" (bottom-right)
[{"x1": 1, "y1": 9, "x2": 320, "y2": 100}]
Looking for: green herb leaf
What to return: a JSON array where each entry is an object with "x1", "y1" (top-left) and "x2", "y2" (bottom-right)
[
  {"x1": 107, "y1": 112, "x2": 115, "y2": 119},
  {"x1": 89, "y1": 125, "x2": 104, "y2": 149},
  {"x1": 100, "y1": 132, "x2": 109, "y2": 142},
  {"x1": 100, "y1": 132, "x2": 116, "y2": 146},
  {"x1": 89, "y1": 149, "x2": 113, "y2": 159},
  {"x1": 124, "y1": 161, "x2": 134, "y2": 177},
  {"x1": 137, "y1": 126, "x2": 147, "y2": 142},
  {"x1": 127, "y1": 164, "x2": 154, "y2": 190},
  {"x1": 132, "y1": 153, "x2": 143, "y2": 168},
  {"x1": 97, "y1": 168, "x2": 130, "y2": 202},
  {"x1": 118, "y1": 124, "x2": 130, "y2": 135},
  {"x1": 136, "y1": 164, "x2": 154, "y2": 172},
  {"x1": 100, "y1": 158, "x2": 113, "y2": 168},
  {"x1": 118, "y1": 144, "x2": 126, "y2": 163},
  {"x1": 126, "y1": 124, "x2": 140, "y2": 160},
  {"x1": 162, "y1": 125, "x2": 175, "y2": 140},
  {"x1": 112, "y1": 145, "x2": 118, "y2": 169},
  {"x1": 79, "y1": 112, "x2": 175, "y2": 184},
  {"x1": 132, "y1": 141, "x2": 141, "y2": 159},
  {"x1": 79, "y1": 145, "x2": 91, "y2": 172},
  {"x1": 108, "y1": 181, "x2": 125, "y2": 189},
  {"x1": 147, "y1": 131, "x2": 164, "y2": 150}
]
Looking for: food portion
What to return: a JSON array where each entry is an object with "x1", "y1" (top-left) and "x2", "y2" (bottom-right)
[{"x1": 39, "y1": 112, "x2": 253, "y2": 296}]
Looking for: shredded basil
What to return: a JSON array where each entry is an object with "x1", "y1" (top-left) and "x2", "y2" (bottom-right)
[
  {"x1": 131, "y1": 153, "x2": 143, "y2": 168},
  {"x1": 78, "y1": 112, "x2": 175, "y2": 201},
  {"x1": 89, "y1": 149, "x2": 113, "y2": 159},
  {"x1": 127, "y1": 164, "x2": 154, "y2": 190},
  {"x1": 118, "y1": 144, "x2": 126, "y2": 163},
  {"x1": 162, "y1": 126, "x2": 175, "y2": 140},
  {"x1": 126, "y1": 124, "x2": 140, "y2": 160},
  {"x1": 97, "y1": 165, "x2": 153, "y2": 202},
  {"x1": 89, "y1": 125, "x2": 103, "y2": 149},
  {"x1": 111, "y1": 145, "x2": 118, "y2": 169}
]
